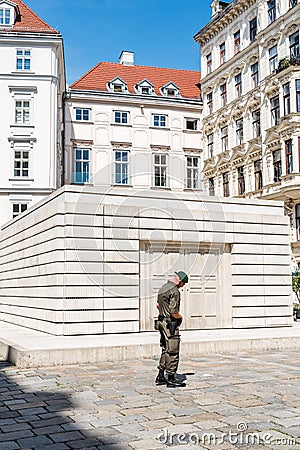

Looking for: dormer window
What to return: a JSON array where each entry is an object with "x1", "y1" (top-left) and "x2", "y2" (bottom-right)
[
  {"x1": 107, "y1": 77, "x2": 127, "y2": 94},
  {"x1": 161, "y1": 82, "x2": 180, "y2": 98},
  {"x1": 135, "y1": 79, "x2": 154, "y2": 95},
  {"x1": 0, "y1": 7, "x2": 10, "y2": 24},
  {"x1": 0, "y1": 0, "x2": 20, "y2": 27}
]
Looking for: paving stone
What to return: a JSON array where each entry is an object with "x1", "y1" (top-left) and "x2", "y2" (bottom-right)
[
  {"x1": 51, "y1": 431, "x2": 86, "y2": 443},
  {"x1": 0, "y1": 443, "x2": 19, "y2": 450},
  {"x1": 16, "y1": 435, "x2": 54, "y2": 447},
  {"x1": 0, "y1": 429, "x2": 34, "y2": 442}
]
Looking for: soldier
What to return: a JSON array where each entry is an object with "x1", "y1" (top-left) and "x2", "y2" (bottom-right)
[{"x1": 155, "y1": 271, "x2": 189, "y2": 388}]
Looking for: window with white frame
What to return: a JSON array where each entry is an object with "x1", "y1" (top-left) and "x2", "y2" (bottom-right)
[
  {"x1": 237, "y1": 166, "x2": 245, "y2": 195},
  {"x1": 135, "y1": 80, "x2": 154, "y2": 95},
  {"x1": 221, "y1": 126, "x2": 228, "y2": 152},
  {"x1": 249, "y1": 18, "x2": 257, "y2": 42},
  {"x1": 270, "y1": 95, "x2": 280, "y2": 126},
  {"x1": 285, "y1": 139, "x2": 293, "y2": 174},
  {"x1": 16, "y1": 49, "x2": 31, "y2": 70},
  {"x1": 206, "y1": 53, "x2": 212, "y2": 74},
  {"x1": 12, "y1": 203, "x2": 27, "y2": 218},
  {"x1": 234, "y1": 31, "x2": 240, "y2": 54},
  {"x1": 267, "y1": 0, "x2": 276, "y2": 23},
  {"x1": 273, "y1": 149, "x2": 282, "y2": 182},
  {"x1": 283, "y1": 83, "x2": 291, "y2": 116},
  {"x1": 114, "y1": 111, "x2": 128, "y2": 124},
  {"x1": 220, "y1": 42, "x2": 226, "y2": 64},
  {"x1": 251, "y1": 62, "x2": 259, "y2": 88},
  {"x1": 296, "y1": 203, "x2": 300, "y2": 240},
  {"x1": 290, "y1": 31, "x2": 300, "y2": 59},
  {"x1": 236, "y1": 118, "x2": 244, "y2": 145},
  {"x1": 208, "y1": 177, "x2": 215, "y2": 196},
  {"x1": 186, "y1": 118, "x2": 198, "y2": 131},
  {"x1": 108, "y1": 77, "x2": 127, "y2": 93},
  {"x1": 153, "y1": 153, "x2": 167, "y2": 187},
  {"x1": 14, "y1": 150, "x2": 29, "y2": 177},
  {"x1": 296, "y1": 80, "x2": 300, "y2": 112},
  {"x1": 15, "y1": 100, "x2": 30, "y2": 124},
  {"x1": 186, "y1": 155, "x2": 200, "y2": 190},
  {"x1": 75, "y1": 108, "x2": 90, "y2": 121},
  {"x1": 73, "y1": 148, "x2": 90, "y2": 184},
  {"x1": 114, "y1": 150, "x2": 129, "y2": 185},
  {"x1": 235, "y1": 73, "x2": 242, "y2": 97},
  {"x1": 220, "y1": 83, "x2": 227, "y2": 107},
  {"x1": 207, "y1": 92, "x2": 213, "y2": 114},
  {"x1": 0, "y1": 7, "x2": 11, "y2": 25},
  {"x1": 223, "y1": 172, "x2": 229, "y2": 197},
  {"x1": 207, "y1": 133, "x2": 214, "y2": 157},
  {"x1": 269, "y1": 45, "x2": 278, "y2": 73},
  {"x1": 254, "y1": 159, "x2": 263, "y2": 190},
  {"x1": 153, "y1": 114, "x2": 166, "y2": 127},
  {"x1": 252, "y1": 109, "x2": 261, "y2": 138}
]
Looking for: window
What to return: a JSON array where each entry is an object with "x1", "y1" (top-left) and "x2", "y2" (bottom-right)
[
  {"x1": 114, "y1": 150, "x2": 129, "y2": 185},
  {"x1": 113, "y1": 84, "x2": 123, "y2": 93},
  {"x1": 166, "y1": 89, "x2": 175, "y2": 96},
  {"x1": 270, "y1": 95, "x2": 280, "y2": 126},
  {"x1": 290, "y1": 32, "x2": 300, "y2": 59},
  {"x1": 269, "y1": 45, "x2": 278, "y2": 73},
  {"x1": 285, "y1": 139, "x2": 293, "y2": 174},
  {"x1": 268, "y1": 0, "x2": 276, "y2": 23},
  {"x1": 12, "y1": 203, "x2": 27, "y2": 218},
  {"x1": 290, "y1": 0, "x2": 298, "y2": 7},
  {"x1": 15, "y1": 100, "x2": 30, "y2": 124},
  {"x1": 296, "y1": 203, "x2": 300, "y2": 240},
  {"x1": 207, "y1": 53, "x2": 212, "y2": 74},
  {"x1": 251, "y1": 62, "x2": 259, "y2": 88},
  {"x1": 73, "y1": 148, "x2": 90, "y2": 183},
  {"x1": 209, "y1": 177, "x2": 215, "y2": 196},
  {"x1": 75, "y1": 108, "x2": 90, "y2": 121},
  {"x1": 221, "y1": 126, "x2": 228, "y2": 152},
  {"x1": 283, "y1": 83, "x2": 291, "y2": 116},
  {"x1": 186, "y1": 156, "x2": 200, "y2": 189},
  {"x1": 207, "y1": 92, "x2": 213, "y2": 114},
  {"x1": 252, "y1": 109, "x2": 261, "y2": 138},
  {"x1": 250, "y1": 18, "x2": 257, "y2": 42},
  {"x1": 223, "y1": 172, "x2": 229, "y2": 197},
  {"x1": 220, "y1": 42, "x2": 226, "y2": 64},
  {"x1": 141, "y1": 87, "x2": 150, "y2": 94},
  {"x1": 254, "y1": 159, "x2": 263, "y2": 190},
  {"x1": 273, "y1": 149, "x2": 282, "y2": 182},
  {"x1": 14, "y1": 150, "x2": 29, "y2": 177},
  {"x1": 16, "y1": 49, "x2": 31, "y2": 70},
  {"x1": 235, "y1": 73, "x2": 242, "y2": 97},
  {"x1": 186, "y1": 119, "x2": 198, "y2": 130},
  {"x1": 114, "y1": 111, "x2": 128, "y2": 124},
  {"x1": 296, "y1": 80, "x2": 300, "y2": 112},
  {"x1": 153, "y1": 153, "x2": 167, "y2": 187},
  {"x1": 236, "y1": 118, "x2": 244, "y2": 145},
  {"x1": 237, "y1": 166, "x2": 245, "y2": 195},
  {"x1": 220, "y1": 83, "x2": 227, "y2": 107},
  {"x1": 153, "y1": 114, "x2": 166, "y2": 127},
  {"x1": 207, "y1": 133, "x2": 214, "y2": 157},
  {"x1": 234, "y1": 31, "x2": 240, "y2": 54},
  {"x1": 0, "y1": 8, "x2": 11, "y2": 25}
]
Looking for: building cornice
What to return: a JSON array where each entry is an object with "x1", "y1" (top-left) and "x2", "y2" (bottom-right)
[{"x1": 194, "y1": 0, "x2": 256, "y2": 46}]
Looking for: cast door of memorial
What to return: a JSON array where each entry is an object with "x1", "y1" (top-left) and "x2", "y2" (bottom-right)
[{"x1": 139, "y1": 242, "x2": 232, "y2": 331}]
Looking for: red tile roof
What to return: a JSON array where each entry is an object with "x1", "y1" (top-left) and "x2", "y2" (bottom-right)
[
  {"x1": 0, "y1": 0, "x2": 59, "y2": 34},
  {"x1": 71, "y1": 62, "x2": 201, "y2": 99}
]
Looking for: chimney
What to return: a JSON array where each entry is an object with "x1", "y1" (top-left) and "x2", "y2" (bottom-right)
[
  {"x1": 119, "y1": 51, "x2": 134, "y2": 66},
  {"x1": 211, "y1": 0, "x2": 229, "y2": 17}
]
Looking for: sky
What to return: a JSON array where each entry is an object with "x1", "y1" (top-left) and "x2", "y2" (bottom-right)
[{"x1": 24, "y1": 0, "x2": 212, "y2": 86}]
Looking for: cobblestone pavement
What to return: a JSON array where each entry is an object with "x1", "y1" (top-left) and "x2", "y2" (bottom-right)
[{"x1": 1, "y1": 350, "x2": 300, "y2": 450}]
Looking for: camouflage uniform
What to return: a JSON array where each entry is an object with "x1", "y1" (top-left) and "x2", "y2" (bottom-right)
[{"x1": 157, "y1": 281, "x2": 181, "y2": 375}]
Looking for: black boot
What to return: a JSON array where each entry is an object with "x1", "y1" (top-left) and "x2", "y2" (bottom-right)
[
  {"x1": 155, "y1": 369, "x2": 167, "y2": 385},
  {"x1": 167, "y1": 374, "x2": 186, "y2": 388}
]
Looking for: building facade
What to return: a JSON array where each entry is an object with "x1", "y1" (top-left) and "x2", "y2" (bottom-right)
[
  {"x1": 194, "y1": 0, "x2": 300, "y2": 261},
  {"x1": 0, "y1": 0, "x2": 65, "y2": 228},
  {"x1": 65, "y1": 52, "x2": 202, "y2": 193}
]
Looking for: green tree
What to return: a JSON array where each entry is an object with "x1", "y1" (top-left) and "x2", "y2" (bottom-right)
[{"x1": 292, "y1": 270, "x2": 300, "y2": 302}]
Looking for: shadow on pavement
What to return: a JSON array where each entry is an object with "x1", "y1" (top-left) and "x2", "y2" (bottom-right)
[{"x1": 0, "y1": 361, "x2": 129, "y2": 450}]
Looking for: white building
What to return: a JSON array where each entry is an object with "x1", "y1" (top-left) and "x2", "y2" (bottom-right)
[
  {"x1": 194, "y1": 0, "x2": 300, "y2": 262},
  {"x1": 65, "y1": 51, "x2": 202, "y2": 193},
  {"x1": 0, "y1": 0, "x2": 65, "y2": 227}
]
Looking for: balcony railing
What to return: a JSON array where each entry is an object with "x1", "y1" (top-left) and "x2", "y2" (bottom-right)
[{"x1": 277, "y1": 56, "x2": 300, "y2": 73}]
